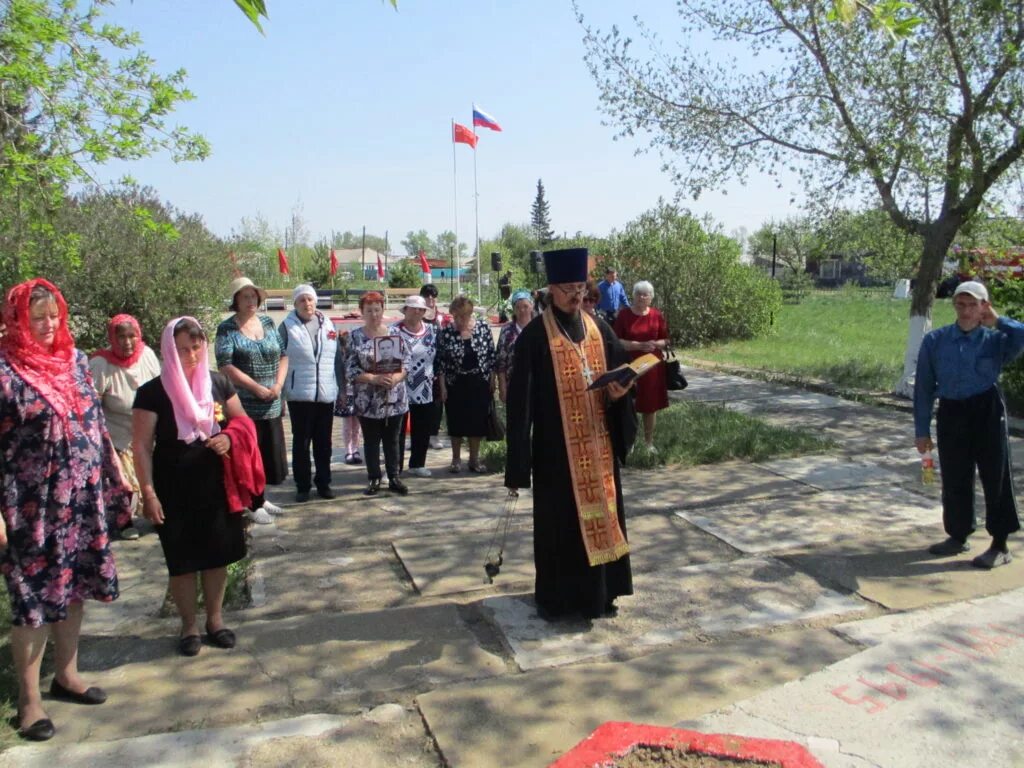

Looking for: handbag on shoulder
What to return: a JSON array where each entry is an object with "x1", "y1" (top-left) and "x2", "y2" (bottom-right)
[{"x1": 486, "y1": 398, "x2": 505, "y2": 441}]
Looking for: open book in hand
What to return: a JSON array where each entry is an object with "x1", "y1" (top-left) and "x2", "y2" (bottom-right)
[{"x1": 586, "y1": 353, "x2": 662, "y2": 390}]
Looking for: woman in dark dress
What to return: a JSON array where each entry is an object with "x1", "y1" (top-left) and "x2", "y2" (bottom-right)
[
  {"x1": 0, "y1": 279, "x2": 131, "y2": 742},
  {"x1": 436, "y1": 295, "x2": 496, "y2": 473},
  {"x1": 132, "y1": 317, "x2": 247, "y2": 657}
]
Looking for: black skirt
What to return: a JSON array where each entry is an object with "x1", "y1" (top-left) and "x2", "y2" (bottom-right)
[
  {"x1": 445, "y1": 375, "x2": 491, "y2": 437},
  {"x1": 254, "y1": 415, "x2": 288, "y2": 485}
]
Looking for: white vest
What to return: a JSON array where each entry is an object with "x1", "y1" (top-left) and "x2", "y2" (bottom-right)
[{"x1": 282, "y1": 311, "x2": 339, "y2": 403}]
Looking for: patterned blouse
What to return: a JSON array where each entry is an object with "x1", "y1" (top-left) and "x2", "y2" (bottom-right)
[
  {"x1": 215, "y1": 314, "x2": 283, "y2": 420},
  {"x1": 495, "y1": 321, "x2": 527, "y2": 379},
  {"x1": 346, "y1": 326, "x2": 411, "y2": 420},
  {"x1": 436, "y1": 321, "x2": 496, "y2": 385},
  {"x1": 389, "y1": 321, "x2": 436, "y2": 406}
]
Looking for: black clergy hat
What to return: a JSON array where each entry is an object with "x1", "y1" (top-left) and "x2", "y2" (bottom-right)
[{"x1": 543, "y1": 248, "x2": 588, "y2": 284}]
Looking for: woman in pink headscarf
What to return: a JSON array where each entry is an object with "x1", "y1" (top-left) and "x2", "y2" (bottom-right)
[
  {"x1": 89, "y1": 314, "x2": 161, "y2": 540},
  {"x1": 132, "y1": 317, "x2": 248, "y2": 658}
]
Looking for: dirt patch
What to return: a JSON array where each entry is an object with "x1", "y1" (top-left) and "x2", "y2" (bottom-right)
[{"x1": 613, "y1": 745, "x2": 779, "y2": 768}]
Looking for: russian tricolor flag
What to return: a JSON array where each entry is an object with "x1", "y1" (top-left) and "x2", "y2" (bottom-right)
[{"x1": 472, "y1": 105, "x2": 502, "y2": 132}]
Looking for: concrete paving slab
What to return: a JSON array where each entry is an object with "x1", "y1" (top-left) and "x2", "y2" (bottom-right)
[
  {"x1": 786, "y1": 540, "x2": 1024, "y2": 611},
  {"x1": 831, "y1": 588, "x2": 1024, "y2": 648},
  {"x1": 392, "y1": 514, "x2": 735, "y2": 597},
  {"x1": 52, "y1": 604, "x2": 504, "y2": 745},
  {"x1": 418, "y1": 628, "x2": 858, "y2": 768},
  {"x1": 484, "y1": 556, "x2": 866, "y2": 671},
  {"x1": 757, "y1": 455, "x2": 905, "y2": 490},
  {"x1": 622, "y1": 462, "x2": 816, "y2": 511},
  {"x1": 678, "y1": 486, "x2": 939, "y2": 554},
  {"x1": 685, "y1": 594, "x2": 1024, "y2": 767},
  {"x1": 723, "y1": 392, "x2": 858, "y2": 413},
  {"x1": 83, "y1": 531, "x2": 170, "y2": 638},
  {"x1": 243, "y1": 546, "x2": 416, "y2": 618},
  {"x1": 0, "y1": 714, "x2": 347, "y2": 768}
]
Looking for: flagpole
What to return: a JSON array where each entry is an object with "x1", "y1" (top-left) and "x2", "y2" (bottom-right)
[
  {"x1": 472, "y1": 106, "x2": 481, "y2": 303},
  {"x1": 451, "y1": 119, "x2": 460, "y2": 299}
]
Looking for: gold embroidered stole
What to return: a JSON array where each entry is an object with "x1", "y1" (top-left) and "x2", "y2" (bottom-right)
[{"x1": 542, "y1": 309, "x2": 629, "y2": 566}]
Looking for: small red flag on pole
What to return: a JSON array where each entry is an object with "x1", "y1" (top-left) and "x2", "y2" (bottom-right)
[
  {"x1": 418, "y1": 249, "x2": 431, "y2": 277},
  {"x1": 277, "y1": 248, "x2": 290, "y2": 276},
  {"x1": 453, "y1": 122, "x2": 478, "y2": 148},
  {"x1": 329, "y1": 248, "x2": 338, "y2": 276},
  {"x1": 377, "y1": 253, "x2": 385, "y2": 282}
]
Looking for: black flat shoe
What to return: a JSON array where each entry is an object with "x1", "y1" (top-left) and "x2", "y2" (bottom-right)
[
  {"x1": 388, "y1": 478, "x2": 409, "y2": 496},
  {"x1": 205, "y1": 624, "x2": 236, "y2": 649},
  {"x1": 18, "y1": 717, "x2": 55, "y2": 742},
  {"x1": 49, "y1": 678, "x2": 107, "y2": 705},
  {"x1": 179, "y1": 634, "x2": 202, "y2": 657},
  {"x1": 316, "y1": 486, "x2": 336, "y2": 500},
  {"x1": 364, "y1": 479, "x2": 381, "y2": 496},
  {"x1": 295, "y1": 490, "x2": 310, "y2": 503}
]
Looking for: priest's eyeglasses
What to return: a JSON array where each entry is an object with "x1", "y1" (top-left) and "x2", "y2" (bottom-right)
[{"x1": 552, "y1": 283, "x2": 587, "y2": 297}]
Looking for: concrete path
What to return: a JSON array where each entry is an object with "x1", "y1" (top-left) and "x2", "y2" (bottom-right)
[{"x1": 4, "y1": 366, "x2": 1024, "y2": 766}]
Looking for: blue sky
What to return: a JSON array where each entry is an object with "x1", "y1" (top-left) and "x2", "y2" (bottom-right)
[{"x1": 100, "y1": 0, "x2": 801, "y2": 253}]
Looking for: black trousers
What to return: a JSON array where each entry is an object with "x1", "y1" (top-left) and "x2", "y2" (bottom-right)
[
  {"x1": 401, "y1": 401, "x2": 441, "y2": 470},
  {"x1": 359, "y1": 414, "x2": 404, "y2": 481},
  {"x1": 936, "y1": 387, "x2": 1021, "y2": 541},
  {"x1": 288, "y1": 401, "x2": 334, "y2": 492}
]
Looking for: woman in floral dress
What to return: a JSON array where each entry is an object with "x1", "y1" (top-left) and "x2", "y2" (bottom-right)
[
  {"x1": 0, "y1": 278, "x2": 131, "y2": 742},
  {"x1": 436, "y1": 296, "x2": 496, "y2": 473}
]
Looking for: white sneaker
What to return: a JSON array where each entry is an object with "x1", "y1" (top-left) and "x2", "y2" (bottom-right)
[
  {"x1": 430, "y1": 436, "x2": 443, "y2": 449},
  {"x1": 246, "y1": 507, "x2": 273, "y2": 525},
  {"x1": 262, "y1": 501, "x2": 285, "y2": 516},
  {"x1": 408, "y1": 467, "x2": 432, "y2": 478}
]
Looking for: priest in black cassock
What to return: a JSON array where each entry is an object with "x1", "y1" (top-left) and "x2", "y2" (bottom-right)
[{"x1": 505, "y1": 248, "x2": 637, "y2": 620}]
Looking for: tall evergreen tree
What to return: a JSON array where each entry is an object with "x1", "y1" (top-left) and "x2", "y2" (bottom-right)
[{"x1": 530, "y1": 179, "x2": 555, "y2": 244}]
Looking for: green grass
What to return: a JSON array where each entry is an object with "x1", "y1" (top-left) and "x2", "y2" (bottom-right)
[
  {"x1": 478, "y1": 399, "x2": 832, "y2": 472},
  {"x1": 686, "y1": 287, "x2": 956, "y2": 391},
  {"x1": 625, "y1": 400, "x2": 833, "y2": 468}
]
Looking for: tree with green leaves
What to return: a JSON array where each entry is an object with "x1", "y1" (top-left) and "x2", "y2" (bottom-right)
[
  {"x1": 579, "y1": 0, "x2": 1024, "y2": 395},
  {"x1": 0, "y1": 0, "x2": 209, "y2": 286},
  {"x1": 530, "y1": 179, "x2": 555, "y2": 244},
  {"x1": 37, "y1": 185, "x2": 231, "y2": 352},
  {"x1": 401, "y1": 229, "x2": 435, "y2": 260},
  {"x1": 612, "y1": 201, "x2": 780, "y2": 346},
  {"x1": 748, "y1": 216, "x2": 824, "y2": 275}
]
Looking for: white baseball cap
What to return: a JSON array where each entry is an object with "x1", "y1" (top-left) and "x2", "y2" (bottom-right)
[{"x1": 953, "y1": 281, "x2": 989, "y2": 302}]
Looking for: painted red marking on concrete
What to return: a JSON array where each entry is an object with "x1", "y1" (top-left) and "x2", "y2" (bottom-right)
[
  {"x1": 831, "y1": 621, "x2": 1022, "y2": 713},
  {"x1": 549, "y1": 722, "x2": 824, "y2": 768}
]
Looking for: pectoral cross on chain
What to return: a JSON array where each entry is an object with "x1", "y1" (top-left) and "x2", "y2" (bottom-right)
[{"x1": 581, "y1": 363, "x2": 594, "y2": 386}]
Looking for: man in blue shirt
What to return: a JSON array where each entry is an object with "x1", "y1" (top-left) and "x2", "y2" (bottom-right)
[
  {"x1": 914, "y1": 281, "x2": 1024, "y2": 568},
  {"x1": 597, "y1": 268, "x2": 630, "y2": 324}
]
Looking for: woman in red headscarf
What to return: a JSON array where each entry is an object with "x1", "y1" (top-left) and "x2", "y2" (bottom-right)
[
  {"x1": 89, "y1": 314, "x2": 161, "y2": 540},
  {"x1": 0, "y1": 279, "x2": 131, "y2": 742}
]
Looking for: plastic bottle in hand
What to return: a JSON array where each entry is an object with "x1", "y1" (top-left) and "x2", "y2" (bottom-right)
[{"x1": 920, "y1": 450, "x2": 935, "y2": 485}]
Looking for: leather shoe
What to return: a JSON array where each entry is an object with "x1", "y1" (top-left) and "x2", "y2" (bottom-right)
[
  {"x1": 364, "y1": 479, "x2": 381, "y2": 496},
  {"x1": 295, "y1": 490, "x2": 310, "y2": 503},
  {"x1": 928, "y1": 537, "x2": 970, "y2": 556},
  {"x1": 179, "y1": 634, "x2": 202, "y2": 657},
  {"x1": 205, "y1": 624, "x2": 237, "y2": 649},
  {"x1": 18, "y1": 717, "x2": 55, "y2": 741},
  {"x1": 49, "y1": 678, "x2": 107, "y2": 705},
  {"x1": 316, "y1": 485, "x2": 336, "y2": 500},
  {"x1": 388, "y1": 478, "x2": 409, "y2": 496}
]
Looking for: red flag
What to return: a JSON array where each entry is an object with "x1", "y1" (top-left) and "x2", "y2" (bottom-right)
[
  {"x1": 329, "y1": 248, "x2": 338, "y2": 276},
  {"x1": 377, "y1": 253, "x2": 385, "y2": 282},
  {"x1": 453, "y1": 122, "x2": 478, "y2": 148},
  {"x1": 418, "y1": 249, "x2": 431, "y2": 275},
  {"x1": 277, "y1": 248, "x2": 290, "y2": 276}
]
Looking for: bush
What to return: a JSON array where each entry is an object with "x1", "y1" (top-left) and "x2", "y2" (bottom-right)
[
  {"x1": 612, "y1": 201, "x2": 781, "y2": 346},
  {"x1": 388, "y1": 259, "x2": 421, "y2": 288},
  {"x1": 37, "y1": 186, "x2": 233, "y2": 352},
  {"x1": 990, "y1": 281, "x2": 1024, "y2": 411}
]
